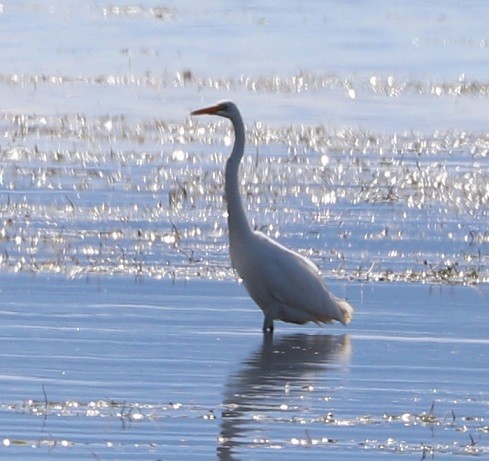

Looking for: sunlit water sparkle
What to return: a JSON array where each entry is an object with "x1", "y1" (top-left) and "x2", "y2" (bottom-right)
[
  {"x1": 1, "y1": 114, "x2": 487, "y2": 283},
  {"x1": 0, "y1": 1, "x2": 488, "y2": 460}
]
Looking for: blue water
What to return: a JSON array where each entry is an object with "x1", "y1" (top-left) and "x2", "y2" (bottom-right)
[
  {"x1": 0, "y1": 1, "x2": 488, "y2": 459},
  {"x1": 0, "y1": 275, "x2": 487, "y2": 459}
]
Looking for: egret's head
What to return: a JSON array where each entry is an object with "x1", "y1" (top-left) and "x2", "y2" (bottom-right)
[{"x1": 191, "y1": 100, "x2": 239, "y2": 120}]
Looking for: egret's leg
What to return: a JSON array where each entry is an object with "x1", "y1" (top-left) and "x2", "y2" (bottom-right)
[
  {"x1": 262, "y1": 316, "x2": 274, "y2": 333},
  {"x1": 262, "y1": 304, "x2": 279, "y2": 333}
]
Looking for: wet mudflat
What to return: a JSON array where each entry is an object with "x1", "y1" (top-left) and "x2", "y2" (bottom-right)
[{"x1": 0, "y1": 1, "x2": 488, "y2": 459}]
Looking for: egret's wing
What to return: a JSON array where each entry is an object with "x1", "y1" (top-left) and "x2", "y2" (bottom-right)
[
  {"x1": 267, "y1": 259, "x2": 322, "y2": 306},
  {"x1": 257, "y1": 237, "x2": 328, "y2": 314}
]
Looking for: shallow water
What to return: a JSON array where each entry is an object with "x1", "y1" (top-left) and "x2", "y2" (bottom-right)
[
  {"x1": 0, "y1": 1, "x2": 488, "y2": 459},
  {"x1": 1, "y1": 275, "x2": 488, "y2": 459}
]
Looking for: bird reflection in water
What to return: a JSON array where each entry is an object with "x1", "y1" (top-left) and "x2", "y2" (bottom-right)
[{"x1": 217, "y1": 333, "x2": 351, "y2": 460}]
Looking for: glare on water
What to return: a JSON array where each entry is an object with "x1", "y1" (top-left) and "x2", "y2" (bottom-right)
[
  {"x1": 0, "y1": 1, "x2": 488, "y2": 460},
  {"x1": 0, "y1": 114, "x2": 487, "y2": 283}
]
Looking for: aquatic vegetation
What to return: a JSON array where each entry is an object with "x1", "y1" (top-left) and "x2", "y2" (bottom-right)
[
  {"x1": 102, "y1": 4, "x2": 176, "y2": 21},
  {"x1": 1, "y1": 2, "x2": 488, "y2": 460},
  {"x1": 0, "y1": 112, "x2": 487, "y2": 284},
  {"x1": 3, "y1": 393, "x2": 488, "y2": 457},
  {"x1": 1, "y1": 69, "x2": 489, "y2": 101}
]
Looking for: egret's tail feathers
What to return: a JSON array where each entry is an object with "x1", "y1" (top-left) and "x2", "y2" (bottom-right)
[{"x1": 334, "y1": 296, "x2": 354, "y2": 325}]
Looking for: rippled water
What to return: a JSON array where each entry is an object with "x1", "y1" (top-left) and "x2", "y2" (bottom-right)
[
  {"x1": 1, "y1": 111, "x2": 487, "y2": 284},
  {"x1": 1, "y1": 276, "x2": 488, "y2": 459},
  {"x1": 0, "y1": 1, "x2": 488, "y2": 459}
]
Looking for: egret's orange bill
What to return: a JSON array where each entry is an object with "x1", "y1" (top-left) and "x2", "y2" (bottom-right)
[{"x1": 191, "y1": 104, "x2": 221, "y2": 116}]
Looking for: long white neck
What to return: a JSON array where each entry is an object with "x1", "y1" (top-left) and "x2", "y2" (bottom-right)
[{"x1": 225, "y1": 111, "x2": 253, "y2": 242}]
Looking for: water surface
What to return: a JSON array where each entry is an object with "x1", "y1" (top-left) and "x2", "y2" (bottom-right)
[
  {"x1": 1, "y1": 276, "x2": 488, "y2": 459},
  {"x1": 0, "y1": 1, "x2": 488, "y2": 459}
]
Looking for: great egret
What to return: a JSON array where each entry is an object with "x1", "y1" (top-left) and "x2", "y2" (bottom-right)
[{"x1": 191, "y1": 100, "x2": 353, "y2": 333}]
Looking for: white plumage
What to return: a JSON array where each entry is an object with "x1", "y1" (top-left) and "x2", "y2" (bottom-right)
[{"x1": 191, "y1": 100, "x2": 353, "y2": 333}]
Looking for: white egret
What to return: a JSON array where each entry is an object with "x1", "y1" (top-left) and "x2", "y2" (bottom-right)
[{"x1": 191, "y1": 101, "x2": 353, "y2": 333}]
